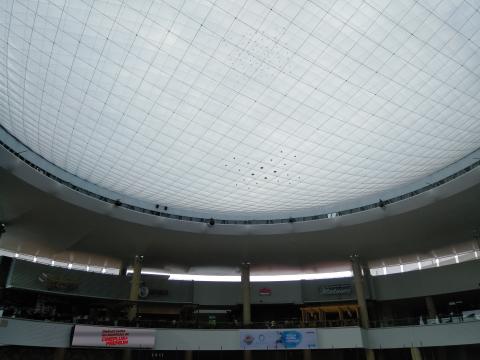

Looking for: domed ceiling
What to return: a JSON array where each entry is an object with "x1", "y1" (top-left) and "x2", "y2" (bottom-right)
[{"x1": 1, "y1": 0, "x2": 480, "y2": 218}]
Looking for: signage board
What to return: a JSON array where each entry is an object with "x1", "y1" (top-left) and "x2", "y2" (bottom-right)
[
  {"x1": 139, "y1": 286, "x2": 169, "y2": 298},
  {"x1": 240, "y1": 329, "x2": 317, "y2": 350},
  {"x1": 38, "y1": 272, "x2": 79, "y2": 292},
  {"x1": 259, "y1": 287, "x2": 272, "y2": 296},
  {"x1": 319, "y1": 284, "x2": 352, "y2": 295},
  {"x1": 72, "y1": 325, "x2": 155, "y2": 348}
]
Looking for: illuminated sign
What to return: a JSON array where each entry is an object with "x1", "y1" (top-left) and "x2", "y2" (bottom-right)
[
  {"x1": 101, "y1": 329, "x2": 129, "y2": 346},
  {"x1": 72, "y1": 325, "x2": 155, "y2": 348}
]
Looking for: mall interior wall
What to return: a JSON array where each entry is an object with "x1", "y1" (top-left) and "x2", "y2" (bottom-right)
[
  {"x1": 1, "y1": 318, "x2": 480, "y2": 350},
  {"x1": 5, "y1": 258, "x2": 480, "y2": 305}
]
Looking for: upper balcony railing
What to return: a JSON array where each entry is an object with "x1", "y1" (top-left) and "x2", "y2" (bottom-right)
[
  {"x1": 2, "y1": 136, "x2": 480, "y2": 225},
  {"x1": 2, "y1": 312, "x2": 479, "y2": 330}
]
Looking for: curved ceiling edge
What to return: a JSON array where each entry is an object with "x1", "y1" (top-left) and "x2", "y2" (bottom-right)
[{"x1": 1, "y1": 126, "x2": 480, "y2": 235}]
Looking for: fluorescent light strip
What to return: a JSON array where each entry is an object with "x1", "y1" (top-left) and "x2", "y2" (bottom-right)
[
  {"x1": 126, "y1": 270, "x2": 353, "y2": 282},
  {"x1": 1, "y1": 247, "x2": 477, "y2": 280},
  {"x1": 251, "y1": 272, "x2": 352, "y2": 282},
  {"x1": 0, "y1": 249, "x2": 118, "y2": 274}
]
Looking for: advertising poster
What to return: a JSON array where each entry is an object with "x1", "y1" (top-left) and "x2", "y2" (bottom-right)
[
  {"x1": 72, "y1": 325, "x2": 155, "y2": 348},
  {"x1": 240, "y1": 329, "x2": 317, "y2": 350}
]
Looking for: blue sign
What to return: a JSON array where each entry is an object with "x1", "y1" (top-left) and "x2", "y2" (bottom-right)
[
  {"x1": 240, "y1": 329, "x2": 317, "y2": 350},
  {"x1": 279, "y1": 331, "x2": 302, "y2": 348}
]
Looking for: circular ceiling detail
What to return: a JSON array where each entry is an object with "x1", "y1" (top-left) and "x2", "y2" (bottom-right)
[{"x1": 1, "y1": 0, "x2": 480, "y2": 216}]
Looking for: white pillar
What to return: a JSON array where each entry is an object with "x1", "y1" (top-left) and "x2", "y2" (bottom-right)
[
  {"x1": 351, "y1": 255, "x2": 370, "y2": 328},
  {"x1": 241, "y1": 262, "x2": 251, "y2": 325},
  {"x1": 241, "y1": 262, "x2": 252, "y2": 360},
  {"x1": 410, "y1": 347, "x2": 423, "y2": 360},
  {"x1": 351, "y1": 254, "x2": 375, "y2": 360},
  {"x1": 128, "y1": 255, "x2": 143, "y2": 321}
]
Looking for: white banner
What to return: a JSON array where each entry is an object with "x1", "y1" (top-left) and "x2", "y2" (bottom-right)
[
  {"x1": 240, "y1": 329, "x2": 317, "y2": 350},
  {"x1": 72, "y1": 325, "x2": 155, "y2": 348}
]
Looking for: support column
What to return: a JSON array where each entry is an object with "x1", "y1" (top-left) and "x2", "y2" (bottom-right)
[
  {"x1": 185, "y1": 350, "x2": 193, "y2": 360},
  {"x1": 123, "y1": 255, "x2": 143, "y2": 360},
  {"x1": 425, "y1": 296, "x2": 437, "y2": 320},
  {"x1": 241, "y1": 262, "x2": 251, "y2": 326},
  {"x1": 351, "y1": 254, "x2": 375, "y2": 360},
  {"x1": 303, "y1": 349, "x2": 312, "y2": 360},
  {"x1": 241, "y1": 262, "x2": 252, "y2": 360},
  {"x1": 410, "y1": 347, "x2": 423, "y2": 360},
  {"x1": 128, "y1": 255, "x2": 143, "y2": 321}
]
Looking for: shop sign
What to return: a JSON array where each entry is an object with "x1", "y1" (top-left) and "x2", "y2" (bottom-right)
[{"x1": 319, "y1": 284, "x2": 352, "y2": 295}]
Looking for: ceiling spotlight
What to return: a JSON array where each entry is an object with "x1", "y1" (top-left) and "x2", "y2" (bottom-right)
[{"x1": 208, "y1": 218, "x2": 215, "y2": 226}]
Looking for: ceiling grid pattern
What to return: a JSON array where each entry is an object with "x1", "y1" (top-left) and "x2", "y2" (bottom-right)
[{"x1": 1, "y1": 0, "x2": 480, "y2": 215}]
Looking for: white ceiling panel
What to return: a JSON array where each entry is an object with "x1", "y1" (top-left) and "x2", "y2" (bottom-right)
[{"x1": 1, "y1": 0, "x2": 480, "y2": 215}]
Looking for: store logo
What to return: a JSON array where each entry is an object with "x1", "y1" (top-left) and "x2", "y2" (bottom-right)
[
  {"x1": 37, "y1": 272, "x2": 79, "y2": 292},
  {"x1": 101, "y1": 329, "x2": 129, "y2": 346},
  {"x1": 259, "y1": 287, "x2": 272, "y2": 296},
  {"x1": 278, "y1": 331, "x2": 302, "y2": 349},
  {"x1": 243, "y1": 334, "x2": 254, "y2": 345},
  {"x1": 138, "y1": 284, "x2": 168, "y2": 298},
  {"x1": 319, "y1": 284, "x2": 352, "y2": 295}
]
